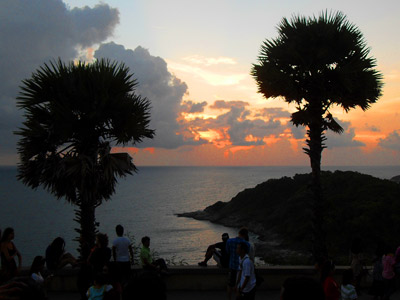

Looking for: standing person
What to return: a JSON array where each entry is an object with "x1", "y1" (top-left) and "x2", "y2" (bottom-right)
[
  {"x1": 45, "y1": 237, "x2": 78, "y2": 272},
  {"x1": 0, "y1": 227, "x2": 22, "y2": 280},
  {"x1": 235, "y1": 242, "x2": 256, "y2": 300},
  {"x1": 350, "y1": 238, "x2": 365, "y2": 294},
  {"x1": 382, "y1": 247, "x2": 396, "y2": 300},
  {"x1": 112, "y1": 225, "x2": 133, "y2": 282},
  {"x1": 341, "y1": 269, "x2": 358, "y2": 300},
  {"x1": 226, "y1": 228, "x2": 250, "y2": 300},
  {"x1": 198, "y1": 233, "x2": 229, "y2": 268},
  {"x1": 88, "y1": 233, "x2": 111, "y2": 274},
  {"x1": 140, "y1": 236, "x2": 168, "y2": 273},
  {"x1": 321, "y1": 260, "x2": 340, "y2": 300}
]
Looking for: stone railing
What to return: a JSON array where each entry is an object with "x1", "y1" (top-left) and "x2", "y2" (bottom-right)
[{"x1": 17, "y1": 265, "x2": 372, "y2": 292}]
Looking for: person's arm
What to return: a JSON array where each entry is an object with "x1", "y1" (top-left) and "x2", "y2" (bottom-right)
[
  {"x1": 239, "y1": 276, "x2": 250, "y2": 293},
  {"x1": 112, "y1": 246, "x2": 116, "y2": 262},
  {"x1": 13, "y1": 244, "x2": 22, "y2": 269}
]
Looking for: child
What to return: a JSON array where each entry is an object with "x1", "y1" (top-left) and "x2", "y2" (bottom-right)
[
  {"x1": 341, "y1": 269, "x2": 358, "y2": 300},
  {"x1": 86, "y1": 273, "x2": 113, "y2": 300},
  {"x1": 321, "y1": 260, "x2": 340, "y2": 300},
  {"x1": 382, "y1": 247, "x2": 396, "y2": 300}
]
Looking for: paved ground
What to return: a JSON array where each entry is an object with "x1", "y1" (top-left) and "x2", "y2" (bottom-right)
[{"x1": 48, "y1": 289, "x2": 400, "y2": 300}]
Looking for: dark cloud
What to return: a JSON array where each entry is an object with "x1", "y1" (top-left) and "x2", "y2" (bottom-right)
[
  {"x1": 325, "y1": 121, "x2": 365, "y2": 148},
  {"x1": 0, "y1": 0, "x2": 119, "y2": 163},
  {"x1": 364, "y1": 124, "x2": 381, "y2": 132},
  {"x1": 180, "y1": 100, "x2": 207, "y2": 113},
  {"x1": 255, "y1": 107, "x2": 291, "y2": 119},
  {"x1": 288, "y1": 118, "x2": 365, "y2": 148},
  {"x1": 95, "y1": 42, "x2": 207, "y2": 149},
  {"x1": 290, "y1": 124, "x2": 306, "y2": 139},
  {"x1": 209, "y1": 100, "x2": 249, "y2": 110},
  {"x1": 379, "y1": 130, "x2": 400, "y2": 151}
]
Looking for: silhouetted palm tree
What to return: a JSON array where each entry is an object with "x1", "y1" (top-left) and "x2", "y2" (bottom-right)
[
  {"x1": 16, "y1": 59, "x2": 155, "y2": 259},
  {"x1": 252, "y1": 11, "x2": 382, "y2": 261}
]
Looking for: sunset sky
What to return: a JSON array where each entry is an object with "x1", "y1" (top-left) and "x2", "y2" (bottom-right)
[{"x1": 1, "y1": 0, "x2": 399, "y2": 166}]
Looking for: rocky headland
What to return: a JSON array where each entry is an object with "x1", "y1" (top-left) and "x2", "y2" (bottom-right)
[{"x1": 178, "y1": 171, "x2": 400, "y2": 265}]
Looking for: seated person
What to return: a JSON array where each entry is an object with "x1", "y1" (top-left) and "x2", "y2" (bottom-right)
[
  {"x1": 45, "y1": 237, "x2": 78, "y2": 272},
  {"x1": 86, "y1": 273, "x2": 113, "y2": 300},
  {"x1": 198, "y1": 233, "x2": 229, "y2": 267},
  {"x1": 140, "y1": 236, "x2": 168, "y2": 273}
]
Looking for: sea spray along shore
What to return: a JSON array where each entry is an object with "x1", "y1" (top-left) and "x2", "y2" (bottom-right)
[
  {"x1": 178, "y1": 171, "x2": 400, "y2": 265},
  {"x1": 1, "y1": 166, "x2": 400, "y2": 265}
]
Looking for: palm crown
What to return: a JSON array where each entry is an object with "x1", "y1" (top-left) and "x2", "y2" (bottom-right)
[{"x1": 16, "y1": 59, "x2": 154, "y2": 256}]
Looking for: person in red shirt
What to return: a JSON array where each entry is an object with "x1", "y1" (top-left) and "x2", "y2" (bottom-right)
[{"x1": 321, "y1": 260, "x2": 340, "y2": 300}]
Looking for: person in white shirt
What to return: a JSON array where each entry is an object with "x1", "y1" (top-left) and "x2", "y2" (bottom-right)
[
  {"x1": 235, "y1": 242, "x2": 257, "y2": 299},
  {"x1": 112, "y1": 225, "x2": 133, "y2": 282}
]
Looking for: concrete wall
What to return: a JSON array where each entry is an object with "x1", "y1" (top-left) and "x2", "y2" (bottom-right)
[{"x1": 19, "y1": 265, "x2": 371, "y2": 292}]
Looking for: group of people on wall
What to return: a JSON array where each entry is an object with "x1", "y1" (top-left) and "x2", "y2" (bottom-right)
[
  {"x1": 0, "y1": 225, "x2": 167, "y2": 299},
  {"x1": 2, "y1": 225, "x2": 400, "y2": 300}
]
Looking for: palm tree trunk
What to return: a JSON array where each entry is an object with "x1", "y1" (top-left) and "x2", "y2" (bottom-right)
[
  {"x1": 306, "y1": 105, "x2": 328, "y2": 264},
  {"x1": 74, "y1": 195, "x2": 97, "y2": 260}
]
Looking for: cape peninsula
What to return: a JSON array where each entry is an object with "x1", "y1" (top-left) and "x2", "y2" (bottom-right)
[{"x1": 178, "y1": 170, "x2": 400, "y2": 264}]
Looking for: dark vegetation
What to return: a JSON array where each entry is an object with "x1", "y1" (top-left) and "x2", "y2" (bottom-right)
[{"x1": 180, "y1": 171, "x2": 400, "y2": 265}]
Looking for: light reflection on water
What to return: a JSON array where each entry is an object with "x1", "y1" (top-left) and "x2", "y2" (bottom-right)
[{"x1": 1, "y1": 165, "x2": 399, "y2": 266}]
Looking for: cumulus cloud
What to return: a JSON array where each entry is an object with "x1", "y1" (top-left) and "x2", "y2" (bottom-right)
[
  {"x1": 94, "y1": 42, "x2": 207, "y2": 149},
  {"x1": 183, "y1": 101, "x2": 285, "y2": 146},
  {"x1": 0, "y1": 0, "x2": 119, "y2": 163},
  {"x1": 209, "y1": 100, "x2": 249, "y2": 110},
  {"x1": 379, "y1": 130, "x2": 400, "y2": 151},
  {"x1": 180, "y1": 100, "x2": 207, "y2": 114}
]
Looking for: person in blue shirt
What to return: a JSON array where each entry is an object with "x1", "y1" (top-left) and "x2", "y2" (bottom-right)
[{"x1": 226, "y1": 228, "x2": 250, "y2": 300}]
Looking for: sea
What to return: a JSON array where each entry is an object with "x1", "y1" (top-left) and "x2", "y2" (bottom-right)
[{"x1": 1, "y1": 165, "x2": 399, "y2": 266}]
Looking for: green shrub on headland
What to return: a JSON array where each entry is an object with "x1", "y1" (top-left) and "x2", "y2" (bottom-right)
[{"x1": 180, "y1": 171, "x2": 400, "y2": 265}]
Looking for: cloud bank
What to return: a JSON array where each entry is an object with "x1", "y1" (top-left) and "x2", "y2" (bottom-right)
[{"x1": 0, "y1": 0, "x2": 119, "y2": 162}]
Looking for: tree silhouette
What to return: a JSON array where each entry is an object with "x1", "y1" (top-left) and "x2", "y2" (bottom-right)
[
  {"x1": 252, "y1": 11, "x2": 383, "y2": 261},
  {"x1": 16, "y1": 59, "x2": 155, "y2": 259}
]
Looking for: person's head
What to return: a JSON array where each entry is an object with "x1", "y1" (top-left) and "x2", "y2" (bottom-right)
[
  {"x1": 116, "y1": 225, "x2": 124, "y2": 237},
  {"x1": 93, "y1": 273, "x2": 106, "y2": 287},
  {"x1": 222, "y1": 233, "x2": 229, "y2": 242},
  {"x1": 320, "y1": 260, "x2": 335, "y2": 282},
  {"x1": 236, "y1": 242, "x2": 248, "y2": 258},
  {"x1": 0, "y1": 227, "x2": 14, "y2": 243},
  {"x1": 238, "y1": 227, "x2": 249, "y2": 240},
  {"x1": 141, "y1": 236, "x2": 150, "y2": 247},
  {"x1": 30, "y1": 256, "x2": 46, "y2": 275},
  {"x1": 281, "y1": 277, "x2": 325, "y2": 300},
  {"x1": 51, "y1": 237, "x2": 65, "y2": 252},
  {"x1": 342, "y1": 269, "x2": 354, "y2": 286},
  {"x1": 96, "y1": 233, "x2": 109, "y2": 248}
]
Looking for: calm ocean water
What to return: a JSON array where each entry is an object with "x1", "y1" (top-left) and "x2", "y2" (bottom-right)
[{"x1": 1, "y1": 165, "x2": 399, "y2": 266}]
